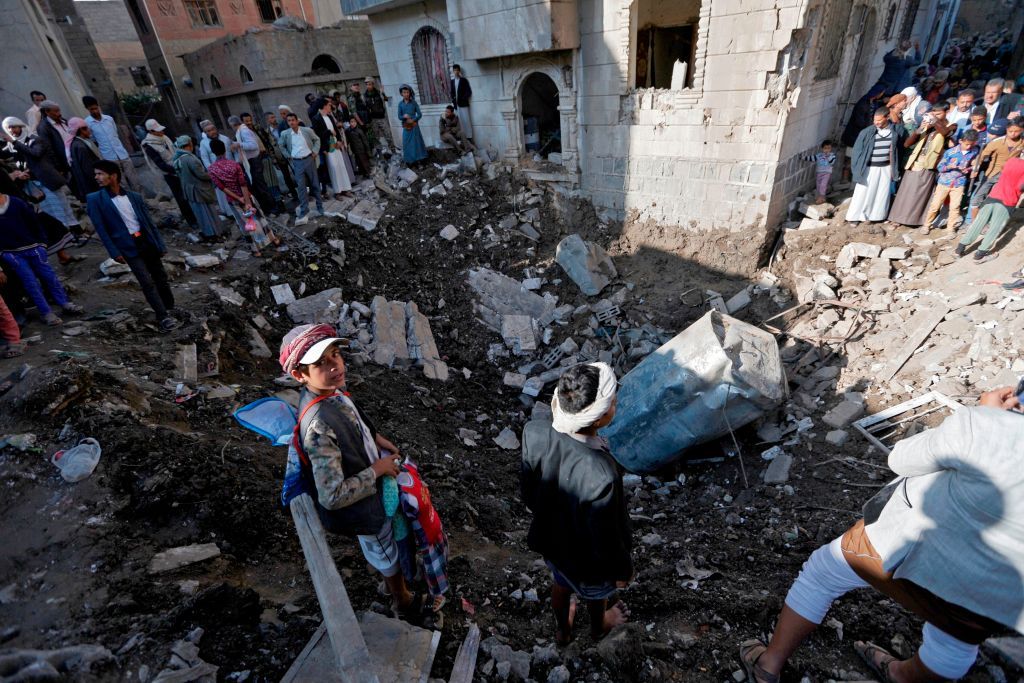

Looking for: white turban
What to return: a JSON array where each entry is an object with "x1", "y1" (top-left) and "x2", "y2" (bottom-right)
[
  {"x1": 278, "y1": 105, "x2": 291, "y2": 112},
  {"x1": 2, "y1": 116, "x2": 29, "y2": 142},
  {"x1": 551, "y1": 362, "x2": 617, "y2": 435}
]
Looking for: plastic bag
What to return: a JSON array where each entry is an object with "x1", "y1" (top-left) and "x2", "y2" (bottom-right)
[
  {"x1": 233, "y1": 397, "x2": 296, "y2": 446},
  {"x1": 51, "y1": 438, "x2": 102, "y2": 483},
  {"x1": 243, "y1": 211, "x2": 271, "y2": 248}
]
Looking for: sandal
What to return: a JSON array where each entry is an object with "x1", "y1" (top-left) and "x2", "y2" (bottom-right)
[
  {"x1": 396, "y1": 591, "x2": 426, "y2": 624},
  {"x1": 854, "y1": 641, "x2": 897, "y2": 682},
  {"x1": 3, "y1": 341, "x2": 27, "y2": 358},
  {"x1": 739, "y1": 639, "x2": 779, "y2": 683}
]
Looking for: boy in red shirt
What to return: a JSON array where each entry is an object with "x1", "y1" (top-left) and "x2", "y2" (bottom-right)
[
  {"x1": 207, "y1": 138, "x2": 278, "y2": 256},
  {"x1": 956, "y1": 156, "x2": 1024, "y2": 262}
]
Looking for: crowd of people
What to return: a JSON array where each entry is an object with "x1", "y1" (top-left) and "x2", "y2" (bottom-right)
[
  {"x1": 0, "y1": 69, "x2": 483, "y2": 357},
  {"x1": 838, "y1": 32, "x2": 1024, "y2": 272}
]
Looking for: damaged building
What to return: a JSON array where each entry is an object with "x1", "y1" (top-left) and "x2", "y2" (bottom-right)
[
  {"x1": 181, "y1": 21, "x2": 380, "y2": 131},
  {"x1": 344, "y1": 0, "x2": 959, "y2": 271}
]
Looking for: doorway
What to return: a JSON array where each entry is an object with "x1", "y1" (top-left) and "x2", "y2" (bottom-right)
[{"x1": 520, "y1": 72, "x2": 561, "y2": 158}]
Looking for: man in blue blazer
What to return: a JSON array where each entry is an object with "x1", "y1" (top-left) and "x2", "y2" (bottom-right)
[{"x1": 87, "y1": 160, "x2": 180, "y2": 332}]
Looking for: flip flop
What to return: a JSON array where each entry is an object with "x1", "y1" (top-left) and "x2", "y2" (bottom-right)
[
  {"x1": 854, "y1": 640, "x2": 898, "y2": 683},
  {"x1": 2, "y1": 342, "x2": 27, "y2": 359},
  {"x1": 738, "y1": 639, "x2": 779, "y2": 683}
]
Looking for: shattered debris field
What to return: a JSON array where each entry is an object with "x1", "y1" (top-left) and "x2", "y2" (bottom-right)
[{"x1": 2, "y1": 154, "x2": 1023, "y2": 682}]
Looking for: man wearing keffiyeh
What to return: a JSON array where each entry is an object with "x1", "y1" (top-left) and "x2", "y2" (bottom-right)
[{"x1": 521, "y1": 362, "x2": 634, "y2": 645}]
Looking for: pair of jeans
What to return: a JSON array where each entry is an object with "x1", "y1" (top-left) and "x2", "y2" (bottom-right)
[
  {"x1": 290, "y1": 156, "x2": 323, "y2": 217},
  {"x1": 959, "y1": 200, "x2": 1012, "y2": 252},
  {"x1": 0, "y1": 246, "x2": 69, "y2": 316},
  {"x1": 123, "y1": 238, "x2": 174, "y2": 320}
]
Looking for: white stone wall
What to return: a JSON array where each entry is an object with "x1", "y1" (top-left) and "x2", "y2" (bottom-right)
[{"x1": 448, "y1": 0, "x2": 580, "y2": 61}]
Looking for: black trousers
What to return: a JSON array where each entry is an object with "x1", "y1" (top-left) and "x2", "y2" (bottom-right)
[
  {"x1": 124, "y1": 238, "x2": 174, "y2": 320},
  {"x1": 247, "y1": 155, "x2": 282, "y2": 213},
  {"x1": 163, "y1": 173, "x2": 197, "y2": 227}
]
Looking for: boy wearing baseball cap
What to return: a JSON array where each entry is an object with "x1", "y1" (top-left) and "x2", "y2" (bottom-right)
[{"x1": 280, "y1": 324, "x2": 424, "y2": 618}]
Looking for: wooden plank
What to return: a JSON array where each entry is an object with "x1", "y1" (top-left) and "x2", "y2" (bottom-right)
[
  {"x1": 281, "y1": 625, "x2": 340, "y2": 683},
  {"x1": 448, "y1": 624, "x2": 481, "y2": 683},
  {"x1": 879, "y1": 305, "x2": 949, "y2": 381},
  {"x1": 290, "y1": 495, "x2": 379, "y2": 683}
]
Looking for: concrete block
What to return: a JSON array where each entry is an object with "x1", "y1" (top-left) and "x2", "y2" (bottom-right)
[
  {"x1": 439, "y1": 224, "x2": 459, "y2": 240},
  {"x1": 286, "y1": 287, "x2": 344, "y2": 324},
  {"x1": 880, "y1": 246, "x2": 911, "y2": 260},
  {"x1": 825, "y1": 429, "x2": 849, "y2": 446},
  {"x1": 764, "y1": 453, "x2": 793, "y2": 484},
  {"x1": 270, "y1": 283, "x2": 296, "y2": 305},
  {"x1": 371, "y1": 296, "x2": 410, "y2": 367},
  {"x1": 555, "y1": 234, "x2": 617, "y2": 296},
  {"x1": 405, "y1": 301, "x2": 448, "y2": 381},
  {"x1": 501, "y1": 315, "x2": 537, "y2": 354},
  {"x1": 822, "y1": 401, "x2": 865, "y2": 429},
  {"x1": 836, "y1": 242, "x2": 882, "y2": 269}
]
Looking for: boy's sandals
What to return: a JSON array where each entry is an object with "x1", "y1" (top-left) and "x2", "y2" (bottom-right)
[
  {"x1": 396, "y1": 591, "x2": 426, "y2": 625},
  {"x1": 738, "y1": 639, "x2": 779, "y2": 683},
  {"x1": 3, "y1": 341, "x2": 27, "y2": 358},
  {"x1": 854, "y1": 641, "x2": 898, "y2": 682}
]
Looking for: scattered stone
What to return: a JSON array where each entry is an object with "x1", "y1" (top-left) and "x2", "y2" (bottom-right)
[
  {"x1": 799, "y1": 202, "x2": 835, "y2": 220},
  {"x1": 726, "y1": 288, "x2": 752, "y2": 314},
  {"x1": 467, "y1": 268, "x2": 556, "y2": 332},
  {"x1": 405, "y1": 302, "x2": 449, "y2": 381},
  {"x1": 547, "y1": 665, "x2": 570, "y2": 683},
  {"x1": 270, "y1": 283, "x2": 296, "y2": 305},
  {"x1": 555, "y1": 234, "x2": 617, "y2": 296},
  {"x1": 880, "y1": 246, "x2": 911, "y2": 260},
  {"x1": 501, "y1": 315, "x2": 537, "y2": 354},
  {"x1": 825, "y1": 429, "x2": 849, "y2": 446},
  {"x1": 184, "y1": 254, "x2": 221, "y2": 269},
  {"x1": 148, "y1": 543, "x2": 221, "y2": 574},
  {"x1": 798, "y1": 217, "x2": 828, "y2": 230},
  {"x1": 950, "y1": 291, "x2": 986, "y2": 310},
  {"x1": 822, "y1": 401, "x2": 865, "y2": 428},
  {"x1": 247, "y1": 326, "x2": 272, "y2": 359},
  {"x1": 397, "y1": 168, "x2": 418, "y2": 185},
  {"x1": 641, "y1": 533, "x2": 664, "y2": 546},
  {"x1": 493, "y1": 428, "x2": 520, "y2": 450},
  {"x1": 439, "y1": 224, "x2": 460, "y2": 241},
  {"x1": 836, "y1": 242, "x2": 881, "y2": 269},
  {"x1": 764, "y1": 453, "x2": 793, "y2": 484},
  {"x1": 371, "y1": 296, "x2": 410, "y2": 367},
  {"x1": 503, "y1": 372, "x2": 527, "y2": 389},
  {"x1": 286, "y1": 288, "x2": 344, "y2": 324}
]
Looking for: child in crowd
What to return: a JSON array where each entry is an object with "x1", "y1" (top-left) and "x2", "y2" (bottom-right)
[
  {"x1": 815, "y1": 140, "x2": 837, "y2": 204},
  {"x1": 923, "y1": 128, "x2": 979, "y2": 233},
  {"x1": 521, "y1": 362, "x2": 633, "y2": 645},
  {"x1": 0, "y1": 191, "x2": 82, "y2": 326},
  {"x1": 0, "y1": 289, "x2": 24, "y2": 357},
  {"x1": 280, "y1": 324, "x2": 429, "y2": 622},
  {"x1": 206, "y1": 138, "x2": 279, "y2": 257}
]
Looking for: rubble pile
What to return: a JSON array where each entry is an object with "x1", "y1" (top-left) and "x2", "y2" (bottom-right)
[{"x1": 4, "y1": 154, "x2": 1024, "y2": 683}]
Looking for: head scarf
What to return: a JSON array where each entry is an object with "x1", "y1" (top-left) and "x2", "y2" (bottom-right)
[
  {"x1": 2, "y1": 116, "x2": 29, "y2": 142},
  {"x1": 550, "y1": 362, "x2": 617, "y2": 435},
  {"x1": 902, "y1": 87, "x2": 922, "y2": 125},
  {"x1": 67, "y1": 117, "x2": 88, "y2": 136},
  {"x1": 279, "y1": 323, "x2": 338, "y2": 374},
  {"x1": 174, "y1": 135, "x2": 192, "y2": 149}
]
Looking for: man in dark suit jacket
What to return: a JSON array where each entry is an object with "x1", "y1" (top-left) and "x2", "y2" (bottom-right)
[
  {"x1": 983, "y1": 78, "x2": 1022, "y2": 124},
  {"x1": 87, "y1": 160, "x2": 180, "y2": 332},
  {"x1": 450, "y1": 64, "x2": 474, "y2": 139},
  {"x1": 35, "y1": 100, "x2": 70, "y2": 178}
]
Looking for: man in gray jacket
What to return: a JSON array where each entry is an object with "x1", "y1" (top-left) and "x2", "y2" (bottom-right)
[
  {"x1": 740, "y1": 386, "x2": 1024, "y2": 682},
  {"x1": 278, "y1": 113, "x2": 322, "y2": 226}
]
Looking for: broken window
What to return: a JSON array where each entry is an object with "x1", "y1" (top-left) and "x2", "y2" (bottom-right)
[
  {"x1": 210, "y1": 74, "x2": 221, "y2": 90},
  {"x1": 240, "y1": 65, "x2": 254, "y2": 84},
  {"x1": 310, "y1": 54, "x2": 341, "y2": 75},
  {"x1": 254, "y1": 0, "x2": 281, "y2": 22},
  {"x1": 126, "y1": 0, "x2": 150, "y2": 34},
  {"x1": 183, "y1": 0, "x2": 220, "y2": 27},
  {"x1": 813, "y1": 0, "x2": 853, "y2": 81},
  {"x1": 130, "y1": 66, "x2": 152, "y2": 87},
  {"x1": 632, "y1": 0, "x2": 700, "y2": 90},
  {"x1": 883, "y1": 1, "x2": 899, "y2": 39},
  {"x1": 521, "y1": 72, "x2": 561, "y2": 156},
  {"x1": 411, "y1": 26, "x2": 450, "y2": 105}
]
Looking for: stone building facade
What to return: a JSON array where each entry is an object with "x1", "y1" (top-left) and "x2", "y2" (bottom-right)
[
  {"x1": 74, "y1": 0, "x2": 151, "y2": 97},
  {"x1": 118, "y1": 0, "x2": 350, "y2": 133},
  {"x1": 181, "y1": 22, "x2": 380, "y2": 130},
  {"x1": 344, "y1": 0, "x2": 960, "y2": 271},
  {"x1": 0, "y1": 0, "x2": 89, "y2": 123}
]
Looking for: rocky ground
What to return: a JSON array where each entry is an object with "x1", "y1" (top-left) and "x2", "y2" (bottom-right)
[{"x1": 1, "y1": 153, "x2": 1023, "y2": 683}]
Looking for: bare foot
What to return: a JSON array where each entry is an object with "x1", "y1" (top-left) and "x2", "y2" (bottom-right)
[
  {"x1": 555, "y1": 595, "x2": 577, "y2": 646},
  {"x1": 592, "y1": 601, "x2": 629, "y2": 639}
]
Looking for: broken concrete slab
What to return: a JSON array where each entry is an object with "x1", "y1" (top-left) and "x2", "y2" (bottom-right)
[
  {"x1": 371, "y1": 296, "x2": 410, "y2": 367},
  {"x1": 822, "y1": 401, "x2": 865, "y2": 429},
  {"x1": 467, "y1": 268, "x2": 556, "y2": 332},
  {"x1": 764, "y1": 453, "x2": 793, "y2": 484},
  {"x1": 209, "y1": 283, "x2": 244, "y2": 307},
  {"x1": 405, "y1": 302, "x2": 449, "y2": 381},
  {"x1": 175, "y1": 344, "x2": 198, "y2": 384},
  {"x1": 148, "y1": 543, "x2": 221, "y2": 574},
  {"x1": 270, "y1": 283, "x2": 296, "y2": 305},
  {"x1": 726, "y1": 288, "x2": 752, "y2": 314},
  {"x1": 286, "y1": 288, "x2": 344, "y2": 324},
  {"x1": 184, "y1": 254, "x2": 221, "y2": 269},
  {"x1": 503, "y1": 372, "x2": 527, "y2": 389},
  {"x1": 950, "y1": 291, "x2": 986, "y2": 310},
  {"x1": 880, "y1": 246, "x2": 911, "y2": 260},
  {"x1": 493, "y1": 427, "x2": 520, "y2": 450},
  {"x1": 798, "y1": 217, "x2": 828, "y2": 230},
  {"x1": 501, "y1": 315, "x2": 537, "y2": 354},
  {"x1": 799, "y1": 202, "x2": 835, "y2": 220},
  {"x1": 794, "y1": 273, "x2": 835, "y2": 304},
  {"x1": 396, "y1": 168, "x2": 418, "y2": 185},
  {"x1": 346, "y1": 200, "x2": 384, "y2": 231},
  {"x1": 439, "y1": 224, "x2": 459, "y2": 241},
  {"x1": 518, "y1": 223, "x2": 540, "y2": 241},
  {"x1": 555, "y1": 234, "x2": 617, "y2": 296},
  {"x1": 836, "y1": 242, "x2": 882, "y2": 269},
  {"x1": 825, "y1": 429, "x2": 849, "y2": 446}
]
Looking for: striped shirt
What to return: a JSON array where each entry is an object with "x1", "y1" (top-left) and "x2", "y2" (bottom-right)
[{"x1": 869, "y1": 128, "x2": 893, "y2": 166}]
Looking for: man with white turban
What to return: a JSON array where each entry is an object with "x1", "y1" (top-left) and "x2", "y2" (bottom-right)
[{"x1": 521, "y1": 362, "x2": 633, "y2": 645}]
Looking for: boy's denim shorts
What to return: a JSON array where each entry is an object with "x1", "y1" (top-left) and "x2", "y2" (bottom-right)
[{"x1": 545, "y1": 560, "x2": 616, "y2": 601}]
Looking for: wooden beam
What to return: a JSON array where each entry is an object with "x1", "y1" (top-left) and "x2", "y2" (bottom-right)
[
  {"x1": 448, "y1": 624, "x2": 481, "y2": 683},
  {"x1": 880, "y1": 305, "x2": 949, "y2": 382},
  {"x1": 290, "y1": 495, "x2": 379, "y2": 683}
]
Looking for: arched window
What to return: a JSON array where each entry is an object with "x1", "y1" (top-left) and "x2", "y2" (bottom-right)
[
  {"x1": 210, "y1": 74, "x2": 221, "y2": 90},
  {"x1": 240, "y1": 65, "x2": 254, "y2": 84},
  {"x1": 411, "y1": 26, "x2": 449, "y2": 104},
  {"x1": 310, "y1": 54, "x2": 341, "y2": 74},
  {"x1": 200, "y1": 77, "x2": 208, "y2": 93}
]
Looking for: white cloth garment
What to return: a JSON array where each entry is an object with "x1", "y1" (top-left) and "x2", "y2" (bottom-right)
[
  {"x1": 847, "y1": 164, "x2": 892, "y2": 221},
  {"x1": 325, "y1": 150, "x2": 352, "y2": 193},
  {"x1": 550, "y1": 362, "x2": 617, "y2": 434},
  {"x1": 111, "y1": 194, "x2": 141, "y2": 236},
  {"x1": 290, "y1": 130, "x2": 312, "y2": 158}
]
